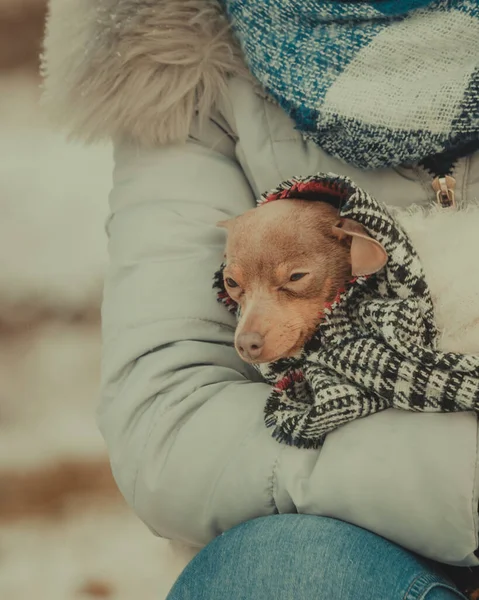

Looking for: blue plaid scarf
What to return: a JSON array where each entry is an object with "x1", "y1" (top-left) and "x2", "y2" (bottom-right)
[{"x1": 221, "y1": 0, "x2": 479, "y2": 170}]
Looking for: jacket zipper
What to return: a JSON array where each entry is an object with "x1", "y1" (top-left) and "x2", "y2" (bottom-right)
[
  {"x1": 416, "y1": 140, "x2": 479, "y2": 209},
  {"x1": 417, "y1": 156, "x2": 458, "y2": 209},
  {"x1": 431, "y1": 175, "x2": 456, "y2": 208}
]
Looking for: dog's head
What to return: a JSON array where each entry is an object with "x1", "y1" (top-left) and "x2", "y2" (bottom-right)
[{"x1": 218, "y1": 199, "x2": 387, "y2": 363}]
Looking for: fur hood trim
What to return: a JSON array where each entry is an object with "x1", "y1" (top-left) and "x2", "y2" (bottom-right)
[{"x1": 41, "y1": 0, "x2": 247, "y2": 145}]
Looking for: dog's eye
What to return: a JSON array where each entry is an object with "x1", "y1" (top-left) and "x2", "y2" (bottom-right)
[
  {"x1": 290, "y1": 273, "x2": 307, "y2": 282},
  {"x1": 225, "y1": 277, "x2": 239, "y2": 288}
]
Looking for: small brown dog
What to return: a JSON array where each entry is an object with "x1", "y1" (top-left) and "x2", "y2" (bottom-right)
[{"x1": 218, "y1": 199, "x2": 387, "y2": 364}]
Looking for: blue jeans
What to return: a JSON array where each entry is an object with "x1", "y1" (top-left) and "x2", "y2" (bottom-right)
[{"x1": 167, "y1": 515, "x2": 467, "y2": 600}]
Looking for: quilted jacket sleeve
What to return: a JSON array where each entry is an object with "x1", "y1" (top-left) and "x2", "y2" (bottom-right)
[
  {"x1": 99, "y1": 118, "x2": 283, "y2": 545},
  {"x1": 99, "y1": 115, "x2": 479, "y2": 566}
]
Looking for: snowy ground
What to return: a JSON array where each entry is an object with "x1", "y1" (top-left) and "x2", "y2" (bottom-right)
[
  {"x1": 0, "y1": 505, "x2": 198, "y2": 600},
  {"x1": 0, "y1": 318, "x2": 197, "y2": 600},
  {"x1": 0, "y1": 74, "x2": 110, "y2": 318},
  {"x1": 0, "y1": 74, "x2": 109, "y2": 472},
  {"x1": 0, "y1": 74, "x2": 195, "y2": 599}
]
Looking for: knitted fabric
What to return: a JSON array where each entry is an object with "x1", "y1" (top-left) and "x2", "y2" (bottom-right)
[
  {"x1": 213, "y1": 174, "x2": 479, "y2": 449},
  {"x1": 220, "y1": 0, "x2": 479, "y2": 170}
]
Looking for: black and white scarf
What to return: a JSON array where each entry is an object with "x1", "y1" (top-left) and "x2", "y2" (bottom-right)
[{"x1": 213, "y1": 174, "x2": 479, "y2": 449}]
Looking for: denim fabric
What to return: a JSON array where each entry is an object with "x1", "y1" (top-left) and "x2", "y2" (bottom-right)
[{"x1": 167, "y1": 515, "x2": 467, "y2": 600}]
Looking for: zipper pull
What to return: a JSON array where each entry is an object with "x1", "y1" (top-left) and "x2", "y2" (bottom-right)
[{"x1": 432, "y1": 175, "x2": 456, "y2": 208}]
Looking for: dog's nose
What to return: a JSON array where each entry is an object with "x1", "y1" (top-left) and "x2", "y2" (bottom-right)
[{"x1": 237, "y1": 332, "x2": 265, "y2": 361}]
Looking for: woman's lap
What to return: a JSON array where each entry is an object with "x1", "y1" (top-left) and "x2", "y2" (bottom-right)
[{"x1": 166, "y1": 514, "x2": 466, "y2": 600}]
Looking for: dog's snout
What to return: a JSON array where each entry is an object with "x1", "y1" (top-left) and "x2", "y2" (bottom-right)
[{"x1": 237, "y1": 332, "x2": 265, "y2": 361}]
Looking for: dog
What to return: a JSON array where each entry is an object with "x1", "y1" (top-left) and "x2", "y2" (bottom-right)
[{"x1": 217, "y1": 199, "x2": 387, "y2": 364}]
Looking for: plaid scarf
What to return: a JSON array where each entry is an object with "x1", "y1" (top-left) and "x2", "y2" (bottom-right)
[
  {"x1": 220, "y1": 0, "x2": 479, "y2": 169},
  {"x1": 213, "y1": 174, "x2": 479, "y2": 449}
]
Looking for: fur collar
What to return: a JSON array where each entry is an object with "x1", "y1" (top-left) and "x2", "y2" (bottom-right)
[{"x1": 41, "y1": 0, "x2": 247, "y2": 145}]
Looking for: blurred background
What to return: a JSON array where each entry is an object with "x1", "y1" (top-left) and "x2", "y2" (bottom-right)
[{"x1": 0, "y1": 2, "x2": 192, "y2": 598}]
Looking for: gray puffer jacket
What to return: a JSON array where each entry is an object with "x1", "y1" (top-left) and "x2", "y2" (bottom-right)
[{"x1": 43, "y1": 0, "x2": 479, "y2": 565}]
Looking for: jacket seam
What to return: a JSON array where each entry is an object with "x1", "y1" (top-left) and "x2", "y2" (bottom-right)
[
  {"x1": 272, "y1": 136, "x2": 303, "y2": 143},
  {"x1": 270, "y1": 449, "x2": 282, "y2": 513},
  {"x1": 104, "y1": 316, "x2": 236, "y2": 342},
  {"x1": 131, "y1": 386, "x2": 173, "y2": 511},
  {"x1": 462, "y1": 154, "x2": 471, "y2": 208},
  {"x1": 263, "y1": 99, "x2": 285, "y2": 182},
  {"x1": 210, "y1": 116, "x2": 238, "y2": 144},
  {"x1": 188, "y1": 120, "x2": 237, "y2": 158},
  {"x1": 471, "y1": 411, "x2": 479, "y2": 556},
  {"x1": 201, "y1": 415, "x2": 281, "y2": 525}
]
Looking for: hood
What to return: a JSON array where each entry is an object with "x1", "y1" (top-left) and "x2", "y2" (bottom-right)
[{"x1": 41, "y1": 0, "x2": 247, "y2": 145}]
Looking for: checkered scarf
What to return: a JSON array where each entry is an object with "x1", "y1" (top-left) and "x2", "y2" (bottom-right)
[
  {"x1": 213, "y1": 174, "x2": 479, "y2": 449},
  {"x1": 220, "y1": 0, "x2": 479, "y2": 169}
]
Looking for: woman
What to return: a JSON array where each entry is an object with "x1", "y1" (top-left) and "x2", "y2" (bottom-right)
[{"x1": 42, "y1": 1, "x2": 479, "y2": 598}]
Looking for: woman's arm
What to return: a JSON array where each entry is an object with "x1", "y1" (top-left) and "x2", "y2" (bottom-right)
[
  {"x1": 99, "y1": 118, "x2": 284, "y2": 545},
  {"x1": 99, "y1": 115, "x2": 479, "y2": 565}
]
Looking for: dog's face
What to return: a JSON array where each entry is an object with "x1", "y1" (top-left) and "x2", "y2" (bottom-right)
[{"x1": 218, "y1": 199, "x2": 387, "y2": 364}]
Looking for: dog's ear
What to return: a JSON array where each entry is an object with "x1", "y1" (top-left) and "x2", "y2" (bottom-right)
[{"x1": 332, "y1": 219, "x2": 388, "y2": 276}]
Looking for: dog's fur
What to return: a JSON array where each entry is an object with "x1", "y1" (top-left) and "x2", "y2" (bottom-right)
[
  {"x1": 221, "y1": 199, "x2": 479, "y2": 364},
  {"x1": 219, "y1": 199, "x2": 387, "y2": 363},
  {"x1": 41, "y1": 0, "x2": 248, "y2": 145}
]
